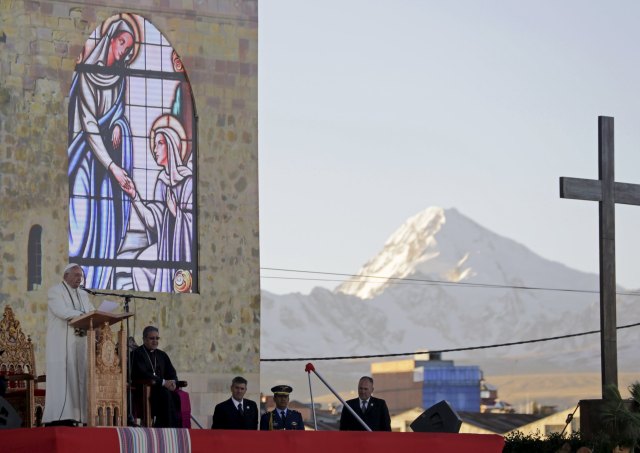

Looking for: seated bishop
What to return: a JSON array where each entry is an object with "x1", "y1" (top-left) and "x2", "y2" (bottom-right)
[{"x1": 131, "y1": 326, "x2": 181, "y2": 427}]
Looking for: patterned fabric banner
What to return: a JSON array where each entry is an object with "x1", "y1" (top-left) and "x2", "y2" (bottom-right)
[{"x1": 117, "y1": 427, "x2": 191, "y2": 453}]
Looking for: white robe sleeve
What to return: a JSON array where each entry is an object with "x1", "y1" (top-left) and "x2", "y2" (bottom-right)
[{"x1": 47, "y1": 284, "x2": 88, "y2": 321}]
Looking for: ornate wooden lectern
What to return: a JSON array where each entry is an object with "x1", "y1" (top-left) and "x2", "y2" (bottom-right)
[{"x1": 69, "y1": 311, "x2": 133, "y2": 427}]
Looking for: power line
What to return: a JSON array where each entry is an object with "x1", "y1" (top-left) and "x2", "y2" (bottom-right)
[
  {"x1": 259, "y1": 321, "x2": 640, "y2": 362},
  {"x1": 260, "y1": 267, "x2": 640, "y2": 296},
  {"x1": 261, "y1": 274, "x2": 598, "y2": 293}
]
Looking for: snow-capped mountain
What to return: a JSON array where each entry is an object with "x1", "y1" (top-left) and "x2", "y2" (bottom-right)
[
  {"x1": 261, "y1": 207, "x2": 640, "y2": 380},
  {"x1": 336, "y1": 207, "x2": 601, "y2": 300}
]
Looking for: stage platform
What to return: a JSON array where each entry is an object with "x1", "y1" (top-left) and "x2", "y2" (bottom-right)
[{"x1": 0, "y1": 427, "x2": 503, "y2": 452}]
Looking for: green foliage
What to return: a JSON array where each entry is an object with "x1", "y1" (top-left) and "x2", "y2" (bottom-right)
[
  {"x1": 601, "y1": 383, "x2": 640, "y2": 449},
  {"x1": 629, "y1": 382, "x2": 640, "y2": 408},
  {"x1": 502, "y1": 430, "x2": 622, "y2": 453},
  {"x1": 503, "y1": 431, "x2": 581, "y2": 453},
  {"x1": 504, "y1": 382, "x2": 640, "y2": 453}
]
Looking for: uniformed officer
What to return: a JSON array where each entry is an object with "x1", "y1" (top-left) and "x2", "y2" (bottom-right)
[{"x1": 259, "y1": 385, "x2": 305, "y2": 430}]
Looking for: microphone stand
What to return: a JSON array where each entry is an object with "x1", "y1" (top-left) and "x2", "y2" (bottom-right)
[
  {"x1": 81, "y1": 287, "x2": 156, "y2": 426},
  {"x1": 305, "y1": 362, "x2": 371, "y2": 431},
  {"x1": 81, "y1": 287, "x2": 156, "y2": 313}
]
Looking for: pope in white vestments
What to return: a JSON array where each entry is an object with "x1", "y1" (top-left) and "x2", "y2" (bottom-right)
[{"x1": 42, "y1": 264, "x2": 95, "y2": 424}]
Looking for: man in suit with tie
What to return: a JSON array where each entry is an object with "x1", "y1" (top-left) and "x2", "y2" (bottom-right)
[
  {"x1": 339, "y1": 376, "x2": 391, "y2": 431},
  {"x1": 211, "y1": 376, "x2": 258, "y2": 429},
  {"x1": 259, "y1": 385, "x2": 304, "y2": 430}
]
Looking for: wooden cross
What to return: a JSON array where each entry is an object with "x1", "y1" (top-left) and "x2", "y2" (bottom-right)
[{"x1": 560, "y1": 116, "x2": 640, "y2": 397}]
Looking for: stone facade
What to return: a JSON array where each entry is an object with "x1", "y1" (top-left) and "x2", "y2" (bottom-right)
[{"x1": 0, "y1": 0, "x2": 259, "y2": 427}]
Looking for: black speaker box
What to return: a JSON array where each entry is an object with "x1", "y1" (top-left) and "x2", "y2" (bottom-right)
[
  {"x1": 410, "y1": 400, "x2": 462, "y2": 433},
  {"x1": 0, "y1": 396, "x2": 22, "y2": 429},
  {"x1": 44, "y1": 419, "x2": 82, "y2": 427}
]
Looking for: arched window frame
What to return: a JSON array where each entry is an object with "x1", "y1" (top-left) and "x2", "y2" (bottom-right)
[{"x1": 27, "y1": 225, "x2": 43, "y2": 291}]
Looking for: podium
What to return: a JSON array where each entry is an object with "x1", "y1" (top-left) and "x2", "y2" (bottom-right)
[{"x1": 69, "y1": 311, "x2": 133, "y2": 427}]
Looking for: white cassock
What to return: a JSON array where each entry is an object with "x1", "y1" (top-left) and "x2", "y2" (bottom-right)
[{"x1": 42, "y1": 282, "x2": 95, "y2": 424}]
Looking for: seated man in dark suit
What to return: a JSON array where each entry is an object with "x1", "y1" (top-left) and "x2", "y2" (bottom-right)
[
  {"x1": 259, "y1": 385, "x2": 304, "y2": 430},
  {"x1": 211, "y1": 376, "x2": 258, "y2": 429},
  {"x1": 131, "y1": 326, "x2": 181, "y2": 427},
  {"x1": 339, "y1": 376, "x2": 391, "y2": 431}
]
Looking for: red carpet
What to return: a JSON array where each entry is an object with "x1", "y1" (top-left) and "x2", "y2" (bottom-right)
[{"x1": 0, "y1": 427, "x2": 504, "y2": 452}]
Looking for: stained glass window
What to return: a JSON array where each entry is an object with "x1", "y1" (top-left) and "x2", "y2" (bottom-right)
[{"x1": 68, "y1": 13, "x2": 197, "y2": 293}]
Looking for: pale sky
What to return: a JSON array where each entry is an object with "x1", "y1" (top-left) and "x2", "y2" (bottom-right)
[{"x1": 258, "y1": 0, "x2": 640, "y2": 295}]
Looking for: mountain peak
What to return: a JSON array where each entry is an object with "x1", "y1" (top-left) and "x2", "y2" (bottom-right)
[
  {"x1": 262, "y1": 208, "x2": 638, "y2": 407},
  {"x1": 335, "y1": 206, "x2": 574, "y2": 300},
  {"x1": 336, "y1": 206, "x2": 450, "y2": 299}
]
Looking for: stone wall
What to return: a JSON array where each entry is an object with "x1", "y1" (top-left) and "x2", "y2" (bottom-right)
[{"x1": 0, "y1": 0, "x2": 259, "y2": 427}]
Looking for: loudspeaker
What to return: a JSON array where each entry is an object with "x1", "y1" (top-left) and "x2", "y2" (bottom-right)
[
  {"x1": 410, "y1": 400, "x2": 462, "y2": 433},
  {"x1": 44, "y1": 419, "x2": 81, "y2": 427},
  {"x1": 0, "y1": 396, "x2": 22, "y2": 429}
]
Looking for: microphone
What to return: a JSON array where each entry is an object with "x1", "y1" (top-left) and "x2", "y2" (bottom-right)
[{"x1": 80, "y1": 285, "x2": 97, "y2": 296}]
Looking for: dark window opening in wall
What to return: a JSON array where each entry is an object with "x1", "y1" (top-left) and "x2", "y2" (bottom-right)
[{"x1": 27, "y1": 225, "x2": 43, "y2": 291}]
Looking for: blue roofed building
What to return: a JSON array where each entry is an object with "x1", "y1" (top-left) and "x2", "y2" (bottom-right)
[
  {"x1": 372, "y1": 352, "x2": 484, "y2": 414},
  {"x1": 418, "y1": 354, "x2": 482, "y2": 412}
]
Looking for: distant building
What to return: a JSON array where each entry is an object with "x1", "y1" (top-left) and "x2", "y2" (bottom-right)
[
  {"x1": 480, "y1": 380, "x2": 514, "y2": 413},
  {"x1": 390, "y1": 406, "x2": 578, "y2": 436},
  {"x1": 304, "y1": 408, "x2": 341, "y2": 431},
  {"x1": 372, "y1": 353, "x2": 483, "y2": 413}
]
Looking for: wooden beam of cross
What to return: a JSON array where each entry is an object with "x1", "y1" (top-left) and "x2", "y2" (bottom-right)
[{"x1": 560, "y1": 116, "x2": 640, "y2": 397}]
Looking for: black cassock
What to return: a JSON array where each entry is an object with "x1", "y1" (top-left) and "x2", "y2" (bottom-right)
[{"x1": 131, "y1": 345, "x2": 181, "y2": 427}]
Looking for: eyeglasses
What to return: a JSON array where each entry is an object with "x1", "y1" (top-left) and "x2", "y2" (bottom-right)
[{"x1": 146, "y1": 336, "x2": 160, "y2": 340}]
